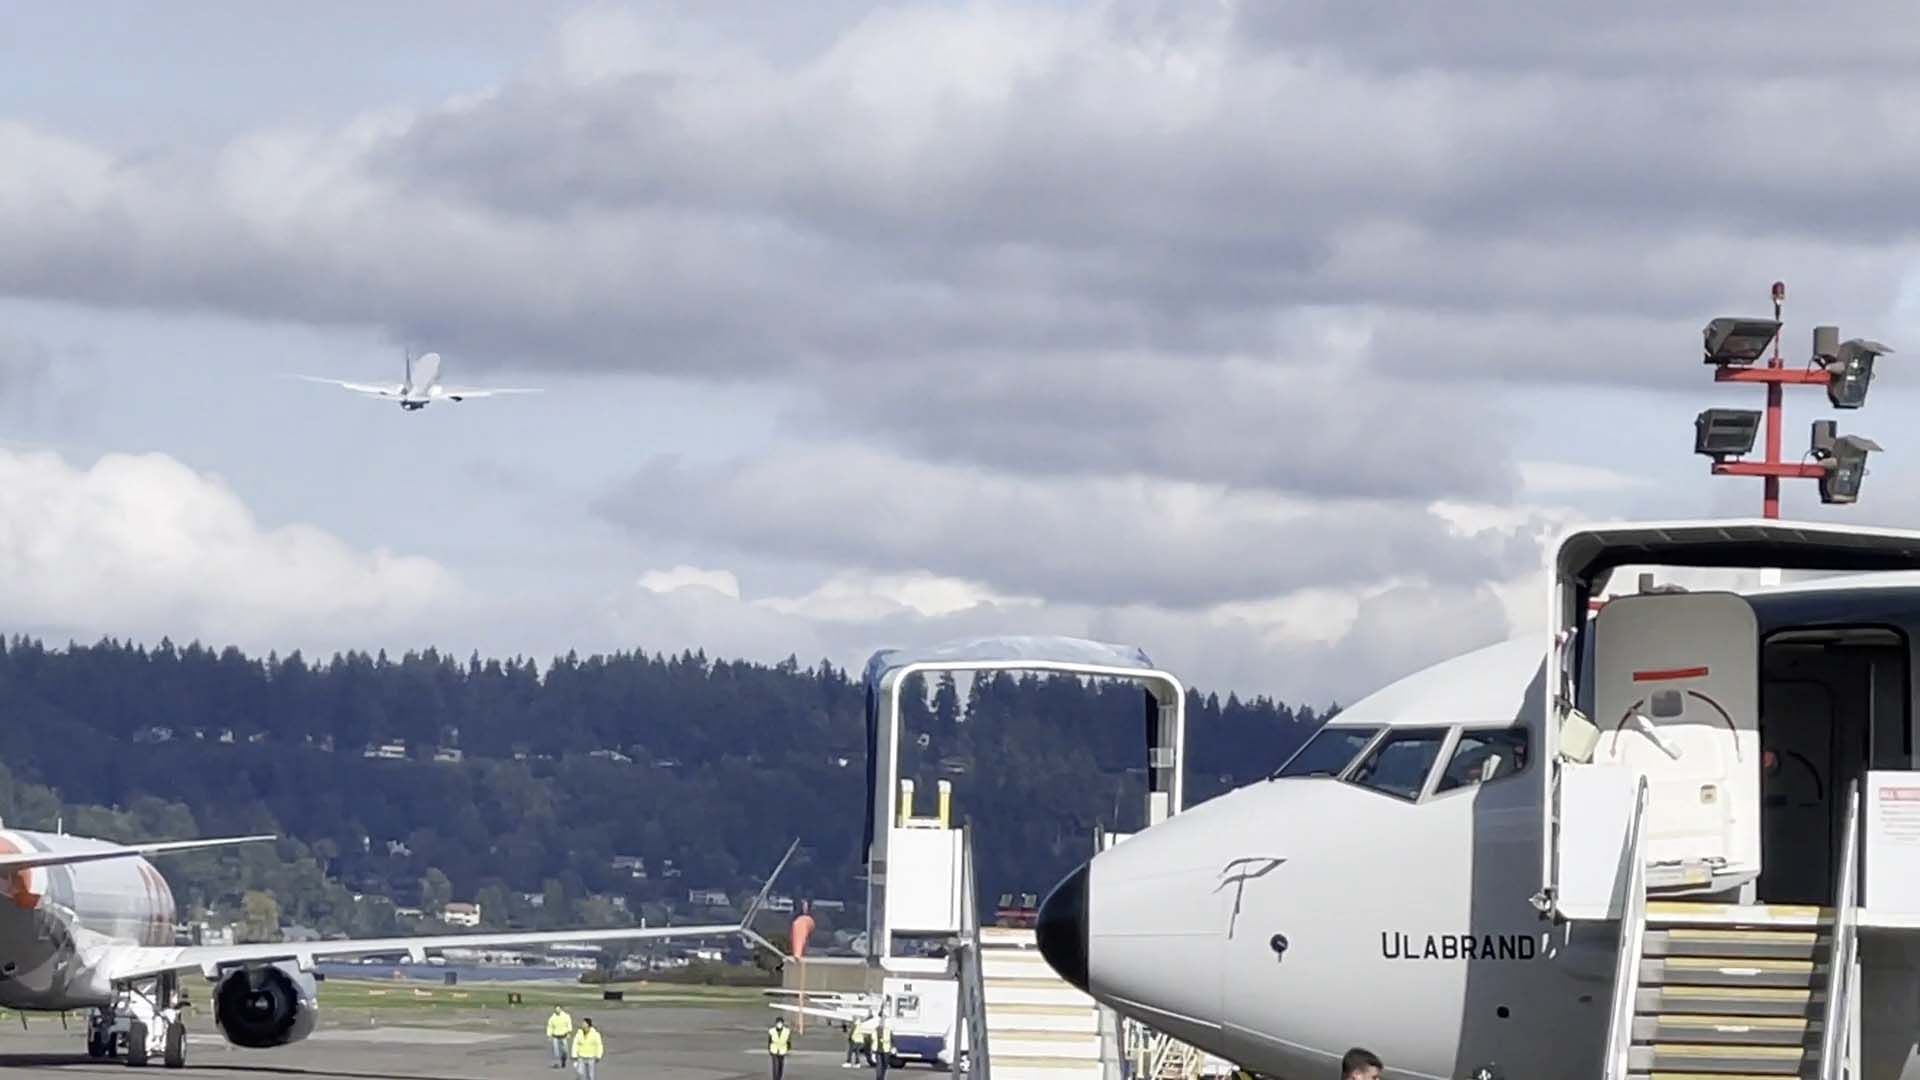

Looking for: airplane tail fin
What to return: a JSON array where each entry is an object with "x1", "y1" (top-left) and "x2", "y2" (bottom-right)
[
  {"x1": 0, "y1": 834, "x2": 276, "y2": 874},
  {"x1": 737, "y1": 838, "x2": 801, "y2": 960}
]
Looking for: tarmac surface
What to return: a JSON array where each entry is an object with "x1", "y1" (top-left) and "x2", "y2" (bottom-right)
[{"x1": 0, "y1": 1003, "x2": 876, "y2": 1079}]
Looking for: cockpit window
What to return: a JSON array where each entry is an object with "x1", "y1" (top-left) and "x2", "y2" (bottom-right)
[
  {"x1": 1435, "y1": 727, "x2": 1530, "y2": 793},
  {"x1": 1273, "y1": 726, "x2": 1380, "y2": 779},
  {"x1": 1347, "y1": 727, "x2": 1449, "y2": 801}
]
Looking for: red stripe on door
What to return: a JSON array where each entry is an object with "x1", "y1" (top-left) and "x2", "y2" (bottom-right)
[{"x1": 1632, "y1": 666, "x2": 1709, "y2": 682}]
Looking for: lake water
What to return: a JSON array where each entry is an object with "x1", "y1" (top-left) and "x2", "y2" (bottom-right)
[{"x1": 314, "y1": 961, "x2": 585, "y2": 984}]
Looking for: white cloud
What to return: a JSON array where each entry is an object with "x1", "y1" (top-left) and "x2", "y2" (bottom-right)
[
  {"x1": 602, "y1": 443, "x2": 1540, "y2": 609},
  {"x1": 0, "y1": 448, "x2": 459, "y2": 649},
  {"x1": 636, "y1": 565, "x2": 742, "y2": 599},
  {"x1": 11, "y1": 1, "x2": 1920, "y2": 704},
  {"x1": 761, "y1": 571, "x2": 1036, "y2": 622}
]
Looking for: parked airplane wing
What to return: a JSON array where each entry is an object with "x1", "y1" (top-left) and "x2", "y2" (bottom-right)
[
  {"x1": 0, "y1": 834, "x2": 276, "y2": 873},
  {"x1": 106, "y1": 838, "x2": 800, "y2": 984},
  {"x1": 290, "y1": 375, "x2": 405, "y2": 397},
  {"x1": 770, "y1": 1000, "x2": 865, "y2": 1024}
]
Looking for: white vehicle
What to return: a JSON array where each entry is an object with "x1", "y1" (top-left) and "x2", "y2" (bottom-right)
[
  {"x1": 0, "y1": 831, "x2": 795, "y2": 1067},
  {"x1": 295, "y1": 350, "x2": 541, "y2": 411},
  {"x1": 1036, "y1": 519, "x2": 1920, "y2": 1080}
]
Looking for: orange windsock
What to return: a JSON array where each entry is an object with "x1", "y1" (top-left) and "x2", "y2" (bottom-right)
[{"x1": 791, "y1": 913, "x2": 815, "y2": 958}]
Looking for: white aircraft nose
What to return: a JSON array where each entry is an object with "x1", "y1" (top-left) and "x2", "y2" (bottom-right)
[
  {"x1": 1035, "y1": 862, "x2": 1088, "y2": 992},
  {"x1": 1032, "y1": 796, "x2": 1254, "y2": 1042}
]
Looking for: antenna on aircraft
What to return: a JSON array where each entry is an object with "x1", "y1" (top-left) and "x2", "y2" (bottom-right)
[{"x1": 1694, "y1": 280, "x2": 1891, "y2": 515}]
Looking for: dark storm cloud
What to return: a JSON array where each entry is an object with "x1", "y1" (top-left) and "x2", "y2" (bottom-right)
[{"x1": 791, "y1": 352, "x2": 1522, "y2": 501}]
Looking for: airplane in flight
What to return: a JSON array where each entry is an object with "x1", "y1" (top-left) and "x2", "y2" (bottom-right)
[
  {"x1": 1035, "y1": 518, "x2": 1920, "y2": 1080},
  {"x1": 294, "y1": 350, "x2": 541, "y2": 410},
  {"x1": 0, "y1": 828, "x2": 797, "y2": 1068}
]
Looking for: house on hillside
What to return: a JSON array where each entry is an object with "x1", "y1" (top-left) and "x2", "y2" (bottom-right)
[{"x1": 443, "y1": 902, "x2": 481, "y2": 927}]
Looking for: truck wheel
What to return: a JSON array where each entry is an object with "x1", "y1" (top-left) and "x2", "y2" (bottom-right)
[
  {"x1": 126, "y1": 1021, "x2": 148, "y2": 1066},
  {"x1": 163, "y1": 1021, "x2": 186, "y2": 1069}
]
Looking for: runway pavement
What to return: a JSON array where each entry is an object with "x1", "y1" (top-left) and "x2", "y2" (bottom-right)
[{"x1": 0, "y1": 1002, "x2": 878, "y2": 1079}]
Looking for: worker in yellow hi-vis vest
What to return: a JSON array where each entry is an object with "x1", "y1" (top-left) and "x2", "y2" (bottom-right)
[
  {"x1": 871, "y1": 1018, "x2": 893, "y2": 1080},
  {"x1": 768, "y1": 1017, "x2": 792, "y2": 1080},
  {"x1": 546, "y1": 1006, "x2": 574, "y2": 1068},
  {"x1": 570, "y1": 1017, "x2": 604, "y2": 1080}
]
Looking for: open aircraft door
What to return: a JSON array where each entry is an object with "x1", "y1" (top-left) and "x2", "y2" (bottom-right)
[
  {"x1": 1540, "y1": 519, "x2": 1920, "y2": 919},
  {"x1": 1587, "y1": 593, "x2": 1760, "y2": 892}
]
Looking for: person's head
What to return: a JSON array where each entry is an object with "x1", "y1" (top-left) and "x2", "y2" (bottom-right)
[
  {"x1": 554, "y1": 1005, "x2": 564, "y2": 1013},
  {"x1": 775, "y1": 1018, "x2": 787, "y2": 1028},
  {"x1": 1342, "y1": 1047, "x2": 1383, "y2": 1080},
  {"x1": 582, "y1": 1018, "x2": 594, "y2": 1030}
]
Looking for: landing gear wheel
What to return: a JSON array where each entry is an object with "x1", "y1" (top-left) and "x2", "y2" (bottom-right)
[
  {"x1": 163, "y1": 1021, "x2": 185, "y2": 1069},
  {"x1": 126, "y1": 1021, "x2": 148, "y2": 1067}
]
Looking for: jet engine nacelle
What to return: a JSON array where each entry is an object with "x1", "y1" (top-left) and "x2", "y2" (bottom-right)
[{"x1": 213, "y1": 961, "x2": 319, "y2": 1048}]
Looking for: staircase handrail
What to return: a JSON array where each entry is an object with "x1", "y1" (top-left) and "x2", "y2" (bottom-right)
[
  {"x1": 1819, "y1": 778, "x2": 1862, "y2": 1080},
  {"x1": 1603, "y1": 776, "x2": 1652, "y2": 1080},
  {"x1": 954, "y1": 824, "x2": 988, "y2": 1080}
]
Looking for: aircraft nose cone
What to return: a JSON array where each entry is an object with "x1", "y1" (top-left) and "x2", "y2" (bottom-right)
[{"x1": 1035, "y1": 861, "x2": 1089, "y2": 993}]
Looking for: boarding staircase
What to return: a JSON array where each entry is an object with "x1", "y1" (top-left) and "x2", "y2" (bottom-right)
[
  {"x1": 977, "y1": 925, "x2": 1105, "y2": 1080},
  {"x1": 1604, "y1": 781, "x2": 1862, "y2": 1080}
]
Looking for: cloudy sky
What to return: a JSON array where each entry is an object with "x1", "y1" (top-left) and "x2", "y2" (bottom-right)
[{"x1": 5, "y1": 0, "x2": 1920, "y2": 705}]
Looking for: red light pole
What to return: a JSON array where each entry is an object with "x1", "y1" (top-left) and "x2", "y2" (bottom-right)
[{"x1": 1706, "y1": 282, "x2": 1832, "y2": 517}]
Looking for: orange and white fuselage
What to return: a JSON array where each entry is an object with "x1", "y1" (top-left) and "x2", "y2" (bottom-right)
[{"x1": 0, "y1": 829, "x2": 176, "y2": 1011}]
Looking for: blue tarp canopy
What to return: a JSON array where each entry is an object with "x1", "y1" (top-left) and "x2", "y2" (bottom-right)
[{"x1": 861, "y1": 634, "x2": 1158, "y2": 690}]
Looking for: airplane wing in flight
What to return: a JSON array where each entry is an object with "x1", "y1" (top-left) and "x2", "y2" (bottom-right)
[
  {"x1": 291, "y1": 375, "x2": 406, "y2": 398},
  {"x1": 106, "y1": 838, "x2": 801, "y2": 983},
  {"x1": 440, "y1": 387, "x2": 543, "y2": 401}
]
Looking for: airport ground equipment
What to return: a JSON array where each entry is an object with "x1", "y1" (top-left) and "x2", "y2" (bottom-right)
[{"x1": 859, "y1": 636, "x2": 1218, "y2": 1080}]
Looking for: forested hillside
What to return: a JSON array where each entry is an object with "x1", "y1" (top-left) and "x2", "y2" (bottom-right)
[{"x1": 0, "y1": 637, "x2": 1330, "y2": 939}]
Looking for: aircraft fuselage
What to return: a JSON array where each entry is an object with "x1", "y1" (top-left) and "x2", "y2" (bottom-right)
[{"x1": 0, "y1": 829, "x2": 176, "y2": 1012}]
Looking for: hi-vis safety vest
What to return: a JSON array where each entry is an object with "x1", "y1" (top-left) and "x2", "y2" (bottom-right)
[
  {"x1": 572, "y1": 1028, "x2": 605, "y2": 1060},
  {"x1": 769, "y1": 1025, "x2": 792, "y2": 1055},
  {"x1": 547, "y1": 1011, "x2": 574, "y2": 1038},
  {"x1": 874, "y1": 1026, "x2": 893, "y2": 1053}
]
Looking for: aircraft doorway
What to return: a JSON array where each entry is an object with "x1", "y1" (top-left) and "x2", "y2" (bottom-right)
[{"x1": 1756, "y1": 626, "x2": 1910, "y2": 906}]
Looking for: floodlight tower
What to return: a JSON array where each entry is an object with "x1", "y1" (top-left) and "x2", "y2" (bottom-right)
[{"x1": 1695, "y1": 281, "x2": 1891, "y2": 515}]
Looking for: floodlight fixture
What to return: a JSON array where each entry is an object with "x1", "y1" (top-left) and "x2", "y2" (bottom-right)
[
  {"x1": 1809, "y1": 420, "x2": 1883, "y2": 505},
  {"x1": 1703, "y1": 317, "x2": 1781, "y2": 365},
  {"x1": 1821, "y1": 336, "x2": 1892, "y2": 410},
  {"x1": 1693, "y1": 408, "x2": 1761, "y2": 459}
]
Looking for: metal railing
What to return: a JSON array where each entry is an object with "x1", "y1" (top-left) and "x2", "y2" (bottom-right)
[
  {"x1": 956, "y1": 825, "x2": 990, "y2": 1080},
  {"x1": 1602, "y1": 777, "x2": 1652, "y2": 1080},
  {"x1": 1819, "y1": 779, "x2": 1862, "y2": 1080}
]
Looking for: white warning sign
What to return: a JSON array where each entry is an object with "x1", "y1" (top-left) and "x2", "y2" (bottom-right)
[{"x1": 1864, "y1": 772, "x2": 1920, "y2": 914}]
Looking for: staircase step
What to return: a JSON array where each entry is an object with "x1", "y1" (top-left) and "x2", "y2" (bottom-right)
[
  {"x1": 989, "y1": 1032, "x2": 1102, "y2": 1058},
  {"x1": 980, "y1": 1005, "x2": 1099, "y2": 1033},
  {"x1": 1626, "y1": 1073, "x2": 1818, "y2": 1080},
  {"x1": 1636, "y1": 986, "x2": 1822, "y2": 1017},
  {"x1": 1631, "y1": 1013, "x2": 1817, "y2": 1045},
  {"x1": 982, "y1": 952, "x2": 1061, "y2": 977},
  {"x1": 1644, "y1": 929, "x2": 1827, "y2": 961},
  {"x1": 985, "y1": 982, "x2": 1097, "y2": 1008},
  {"x1": 1640, "y1": 957, "x2": 1824, "y2": 989},
  {"x1": 1629, "y1": 1043, "x2": 1814, "y2": 1074},
  {"x1": 1644, "y1": 902, "x2": 1831, "y2": 929},
  {"x1": 990, "y1": 1055, "x2": 1106, "y2": 1080}
]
